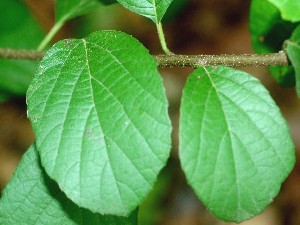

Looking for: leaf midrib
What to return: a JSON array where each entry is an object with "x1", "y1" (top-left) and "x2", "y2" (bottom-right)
[
  {"x1": 204, "y1": 67, "x2": 240, "y2": 211},
  {"x1": 83, "y1": 39, "x2": 126, "y2": 213}
]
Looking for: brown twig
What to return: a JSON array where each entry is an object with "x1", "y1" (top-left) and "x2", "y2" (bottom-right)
[{"x1": 0, "y1": 48, "x2": 290, "y2": 67}]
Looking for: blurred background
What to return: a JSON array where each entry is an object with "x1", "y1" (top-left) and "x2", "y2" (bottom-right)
[{"x1": 1, "y1": 0, "x2": 300, "y2": 224}]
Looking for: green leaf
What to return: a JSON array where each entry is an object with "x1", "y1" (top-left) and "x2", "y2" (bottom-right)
[
  {"x1": 286, "y1": 25, "x2": 300, "y2": 97},
  {"x1": 249, "y1": 0, "x2": 298, "y2": 87},
  {"x1": 56, "y1": 0, "x2": 101, "y2": 23},
  {"x1": 179, "y1": 66, "x2": 295, "y2": 223},
  {"x1": 267, "y1": 0, "x2": 300, "y2": 22},
  {"x1": 27, "y1": 30, "x2": 172, "y2": 216},
  {"x1": 116, "y1": 0, "x2": 173, "y2": 23},
  {"x1": 0, "y1": 92, "x2": 10, "y2": 102},
  {"x1": 0, "y1": 144, "x2": 138, "y2": 225},
  {"x1": 97, "y1": 0, "x2": 117, "y2": 5},
  {"x1": 250, "y1": 0, "x2": 297, "y2": 54},
  {"x1": 0, "y1": 0, "x2": 44, "y2": 98},
  {"x1": 161, "y1": 0, "x2": 188, "y2": 23},
  {"x1": 38, "y1": 0, "x2": 102, "y2": 51}
]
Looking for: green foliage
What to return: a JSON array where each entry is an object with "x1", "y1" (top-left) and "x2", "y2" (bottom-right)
[
  {"x1": 116, "y1": 0, "x2": 173, "y2": 24},
  {"x1": 0, "y1": 144, "x2": 137, "y2": 225},
  {"x1": 267, "y1": 0, "x2": 300, "y2": 22},
  {"x1": 286, "y1": 25, "x2": 300, "y2": 96},
  {"x1": 138, "y1": 164, "x2": 174, "y2": 225},
  {"x1": 161, "y1": 0, "x2": 187, "y2": 23},
  {"x1": 98, "y1": 0, "x2": 117, "y2": 5},
  {"x1": 179, "y1": 66, "x2": 295, "y2": 223},
  {"x1": 56, "y1": 0, "x2": 101, "y2": 22},
  {"x1": 0, "y1": 0, "x2": 44, "y2": 100},
  {"x1": 1, "y1": 0, "x2": 299, "y2": 224},
  {"x1": 38, "y1": 0, "x2": 102, "y2": 50},
  {"x1": 27, "y1": 30, "x2": 172, "y2": 216},
  {"x1": 250, "y1": 0, "x2": 298, "y2": 87}
]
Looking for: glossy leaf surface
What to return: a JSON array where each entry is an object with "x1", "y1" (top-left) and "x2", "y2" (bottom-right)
[
  {"x1": 286, "y1": 25, "x2": 300, "y2": 97},
  {"x1": 27, "y1": 30, "x2": 172, "y2": 216},
  {"x1": 0, "y1": 144, "x2": 137, "y2": 225},
  {"x1": 267, "y1": 0, "x2": 300, "y2": 22},
  {"x1": 117, "y1": 0, "x2": 173, "y2": 23},
  {"x1": 179, "y1": 66, "x2": 295, "y2": 223},
  {"x1": 250, "y1": 0, "x2": 297, "y2": 87},
  {"x1": 0, "y1": 0, "x2": 44, "y2": 100},
  {"x1": 56, "y1": 0, "x2": 101, "y2": 22}
]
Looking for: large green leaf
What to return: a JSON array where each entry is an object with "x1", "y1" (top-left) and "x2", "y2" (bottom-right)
[
  {"x1": 267, "y1": 0, "x2": 300, "y2": 22},
  {"x1": 0, "y1": 144, "x2": 137, "y2": 225},
  {"x1": 0, "y1": 0, "x2": 44, "y2": 99},
  {"x1": 286, "y1": 25, "x2": 300, "y2": 96},
  {"x1": 56, "y1": 0, "x2": 101, "y2": 23},
  {"x1": 116, "y1": 0, "x2": 173, "y2": 23},
  {"x1": 250, "y1": 0, "x2": 298, "y2": 87},
  {"x1": 27, "y1": 30, "x2": 172, "y2": 216},
  {"x1": 179, "y1": 66, "x2": 295, "y2": 223}
]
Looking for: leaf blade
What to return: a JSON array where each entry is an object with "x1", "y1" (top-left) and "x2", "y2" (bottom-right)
[
  {"x1": 56, "y1": 0, "x2": 101, "y2": 23},
  {"x1": 0, "y1": 144, "x2": 138, "y2": 225},
  {"x1": 179, "y1": 66, "x2": 295, "y2": 222},
  {"x1": 286, "y1": 24, "x2": 300, "y2": 96},
  {"x1": 267, "y1": 0, "x2": 300, "y2": 22},
  {"x1": 27, "y1": 30, "x2": 172, "y2": 216},
  {"x1": 249, "y1": 0, "x2": 298, "y2": 87},
  {"x1": 116, "y1": 0, "x2": 173, "y2": 23},
  {"x1": 0, "y1": 0, "x2": 44, "y2": 99}
]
